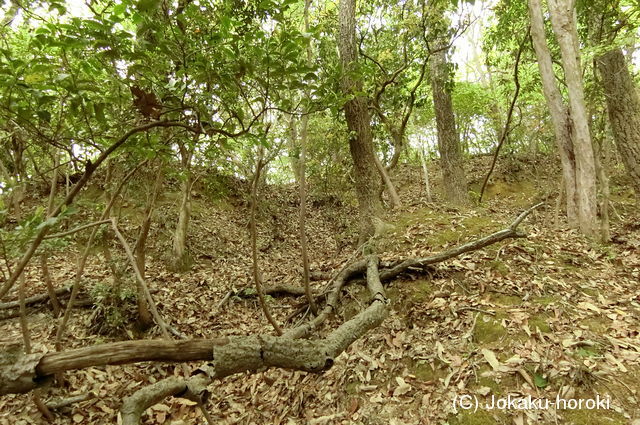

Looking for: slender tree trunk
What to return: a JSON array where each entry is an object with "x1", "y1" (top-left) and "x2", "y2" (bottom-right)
[
  {"x1": 548, "y1": 0, "x2": 599, "y2": 237},
  {"x1": 133, "y1": 166, "x2": 164, "y2": 331},
  {"x1": 338, "y1": 0, "x2": 382, "y2": 243},
  {"x1": 101, "y1": 160, "x2": 122, "y2": 290},
  {"x1": 41, "y1": 151, "x2": 62, "y2": 316},
  {"x1": 528, "y1": 0, "x2": 579, "y2": 225},
  {"x1": 299, "y1": 0, "x2": 317, "y2": 315},
  {"x1": 429, "y1": 46, "x2": 468, "y2": 204},
  {"x1": 596, "y1": 48, "x2": 640, "y2": 203},
  {"x1": 288, "y1": 115, "x2": 301, "y2": 184},
  {"x1": 172, "y1": 143, "x2": 194, "y2": 271},
  {"x1": 373, "y1": 154, "x2": 401, "y2": 208},
  {"x1": 419, "y1": 145, "x2": 432, "y2": 202},
  {"x1": 250, "y1": 148, "x2": 282, "y2": 335}
]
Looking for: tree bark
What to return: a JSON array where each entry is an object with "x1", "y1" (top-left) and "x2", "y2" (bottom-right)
[
  {"x1": 172, "y1": 142, "x2": 193, "y2": 271},
  {"x1": 596, "y1": 48, "x2": 640, "y2": 202},
  {"x1": 288, "y1": 115, "x2": 301, "y2": 184},
  {"x1": 299, "y1": 0, "x2": 318, "y2": 315},
  {"x1": 429, "y1": 46, "x2": 469, "y2": 204},
  {"x1": 528, "y1": 0, "x2": 579, "y2": 225},
  {"x1": 548, "y1": 0, "x2": 599, "y2": 236},
  {"x1": 373, "y1": 154, "x2": 401, "y2": 208},
  {"x1": 338, "y1": 0, "x2": 382, "y2": 243},
  {"x1": 133, "y1": 166, "x2": 164, "y2": 330}
]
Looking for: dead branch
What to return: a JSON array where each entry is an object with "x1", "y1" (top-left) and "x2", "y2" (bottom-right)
[
  {"x1": 234, "y1": 284, "x2": 307, "y2": 299},
  {"x1": 0, "y1": 285, "x2": 73, "y2": 310},
  {"x1": 378, "y1": 202, "x2": 543, "y2": 281},
  {"x1": 0, "y1": 287, "x2": 159, "y2": 318},
  {"x1": 46, "y1": 392, "x2": 94, "y2": 410},
  {"x1": 43, "y1": 219, "x2": 112, "y2": 240}
]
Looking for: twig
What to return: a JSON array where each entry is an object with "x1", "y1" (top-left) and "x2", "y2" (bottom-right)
[
  {"x1": 46, "y1": 392, "x2": 94, "y2": 410},
  {"x1": 43, "y1": 219, "x2": 112, "y2": 240},
  {"x1": 456, "y1": 307, "x2": 495, "y2": 316}
]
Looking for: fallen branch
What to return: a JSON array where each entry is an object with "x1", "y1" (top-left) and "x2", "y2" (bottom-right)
[
  {"x1": 379, "y1": 202, "x2": 542, "y2": 281},
  {"x1": 234, "y1": 284, "x2": 308, "y2": 298},
  {"x1": 0, "y1": 288, "x2": 160, "y2": 321},
  {"x1": 46, "y1": 392, "x2": 94, "y2": 410},
  {"x1": 0, "y1": 285, "x2": 74, "y2": 310}
]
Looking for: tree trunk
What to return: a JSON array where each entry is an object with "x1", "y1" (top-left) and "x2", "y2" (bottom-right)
[
  {"x1": 373, "y1": 154, "x2": 401, "y2": 208},
  {"x1": 299, "y1": 0, "x2": 318, "y2": 315},
  {"x1": 133, "y1": 166, "x2": 164, "y2": 331},
  {"x1": 429, "y1": 47, "x2": 468, "y2": 204},
  {"x1": 596, "y1": 48, "x2": 640, "y2": 202},
  {"x1": 419, "y1": 145, "x2": 432, "y2": 202},
  {"x1": 528, "y1": 0, "x2": 579, "y2": 225},
  {"x1": 338, "y1": 0, "x2": 382, "y2": 243},
  {"x1": 548, "y1": 0, "x2": 599, "y2": 237},
  {"x1": 172, "y1": 143, "x2": 193, "y2": 271},
  {"x1": 288, "y1": 115, "x2": 301, "y2": 184}
]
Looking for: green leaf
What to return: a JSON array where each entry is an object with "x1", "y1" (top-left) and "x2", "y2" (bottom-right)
[
  {"x1": 533, "y1": 374, "x2": 548, "y2": 388},
  {"x1": 37, "y1": 110, "x2": 51, "y2": 122}
]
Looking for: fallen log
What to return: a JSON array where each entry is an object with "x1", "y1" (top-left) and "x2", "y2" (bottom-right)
[
  {"x1": 0, "y1": 287, "x2": 160, "y2": 318},
  {"x1": 0, "y1": 285, "x2": 74, "y2": 311}
]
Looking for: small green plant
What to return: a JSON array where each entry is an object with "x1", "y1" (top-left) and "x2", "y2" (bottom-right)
[{"x1": 89, "y1": 282, "x2": 138, "y2": 335}]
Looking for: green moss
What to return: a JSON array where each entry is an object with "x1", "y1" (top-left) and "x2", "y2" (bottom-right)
[
  {"x1": 487, "y1": 260, "x2": 509, "y2": 276},
  {"x1": 580, "y1": 288, "x2": 599, "y2": 297},
  {"x1": 561, "y1": 409, "x2": 626, "y2": 425},
  {"x1": 529, "y1": 313, "x2": 552, "y2": 333},
  {"x1": 532, "y1": 296, "x2": 558, "y2": 306},
  {"x1": 580, "y1": 317, "x2": 610, "y2": 333},
  {"x1": 408, "y1": 280, "x2": 433, "y2": 303},
  {"x1": 385, "y1": 286, "x2": 401, "y2": 303},
  {"x1": 447, "y1": 411, "x2": 497, "y2": 425},
  {"x1": 469, "y1": 180, "x2": 538, "y2": 207},
  {"x1": 476, "y1": 376, "x2": 502, "y2": 396},
  {"x1": 345, "y1": 380, "x2": 360, "y2": 395},
  {"x1": 473, "y1": 313, "x2": 507, "y2": 344},
  {"x1": 491, "y1": 294, "x2": 521, "y2": 306},
  {"x1": 409, "y1": 359, "x2": 448, "y2": 382},
  {"x1": 574, "y1": 346, "x2": 600, "y2": 358}
]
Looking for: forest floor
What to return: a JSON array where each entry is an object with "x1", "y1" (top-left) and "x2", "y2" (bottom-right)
[{"x1": 1, "y1": 156, "x2": 639, "y2": 425}]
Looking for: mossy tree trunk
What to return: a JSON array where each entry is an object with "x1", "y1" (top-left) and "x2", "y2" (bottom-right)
[
  {"x1": 596, "y1": 48, "x2": 640, "y2": 203},
  {"x1": 429, "y1": 45, "x2": 469, "y2": 205},
  {"x1": 338, "y1": 0, "x2": 382, "y2": 244}
]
